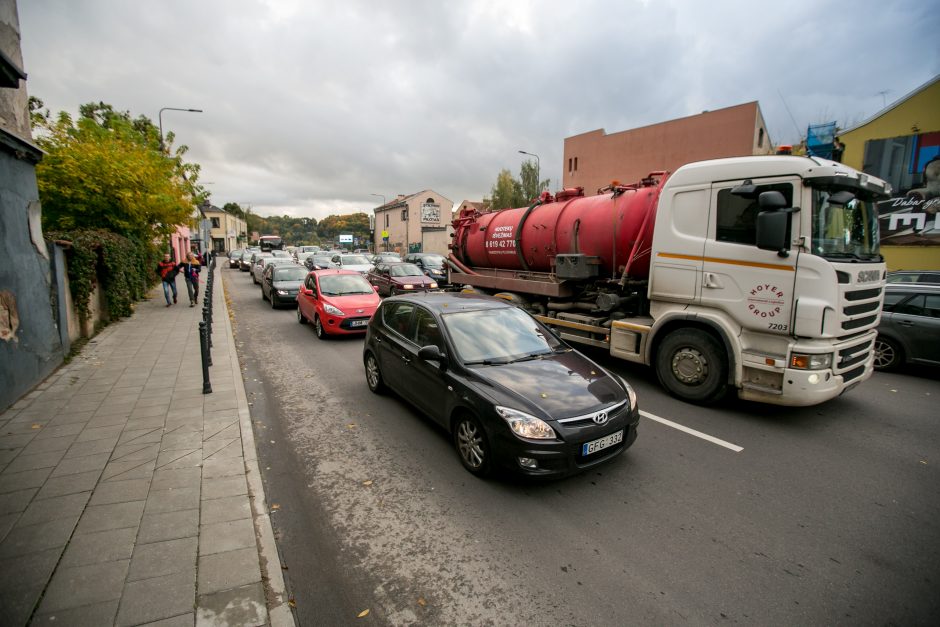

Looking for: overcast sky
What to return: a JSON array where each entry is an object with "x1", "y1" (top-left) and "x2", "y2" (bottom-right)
[{"x1": 19, "y1": 0, "x2": 940, "y2": 220}]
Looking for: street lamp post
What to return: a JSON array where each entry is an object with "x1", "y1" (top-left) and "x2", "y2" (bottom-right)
[
  {"x1": 518, "y1": 149, "x2": 540, "y2": 197},
  {"x1": 370, "y1": 193, "x2": 387, "y2": 251},
  {"x1": 159, "y1": 107, "x2": 203, "y2": 152}
]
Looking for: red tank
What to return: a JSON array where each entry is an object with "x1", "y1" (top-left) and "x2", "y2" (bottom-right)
[{"x1": 451, "y1": 174, "x2": 666, "y2": 280}]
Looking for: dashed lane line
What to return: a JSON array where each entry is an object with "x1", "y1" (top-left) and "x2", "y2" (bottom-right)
[{"x1": 640, "y1": 410, "x2": 744, "y2": 453}]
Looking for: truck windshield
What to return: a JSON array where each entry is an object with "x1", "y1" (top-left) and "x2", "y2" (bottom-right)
[{"x1": 810, "y1": 189, "x2": 881, "y2": 261}]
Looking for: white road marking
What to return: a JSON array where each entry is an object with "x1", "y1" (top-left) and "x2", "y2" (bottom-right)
[{"x1": 640, "y1": 410, "x2": 744, "y2": 452}]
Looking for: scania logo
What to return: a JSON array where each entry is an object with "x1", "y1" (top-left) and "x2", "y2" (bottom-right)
[{"x1": 592, "y1": 411, "x2": 609, "y2": 425}]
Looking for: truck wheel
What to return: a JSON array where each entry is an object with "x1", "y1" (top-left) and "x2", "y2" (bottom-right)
[
  {"x1": 873, "y1": 335, "x2": 902, "y2": 371},
  {"x1": 655, "y1": 329, "x2": 728, "y2": 404}
]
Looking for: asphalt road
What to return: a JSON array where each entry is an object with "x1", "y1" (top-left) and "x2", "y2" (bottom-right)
[{"x1": 222, "y1": 265, "x2": 940, "y2": 626}]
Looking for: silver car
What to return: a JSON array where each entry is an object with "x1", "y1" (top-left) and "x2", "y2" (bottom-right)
[{"x1": 873, "y1": 284, "x2": 940, "y2": 370}]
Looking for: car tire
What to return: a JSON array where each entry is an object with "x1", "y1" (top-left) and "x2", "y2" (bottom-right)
[
  {"x1": 261, "y1": 288, "x2": 267, "y2": 302},
  {"x1": 297, "y1": 306, "x2": 307, "y2": 325},
  {"x1": 364, "y1": 351, "x2": 386, "y2": 394},
  {"x1": 874, "y1": 335, "x2": 902, "y2": 371},
  {"x1": 270, "y1": 293, "x2": 277, "y2": 309},
  {"x1": 314, "y1": 315, "x2": 328, "y2": 339},
  {"x1": 389, "y1": 287, "x2": 398, "y2": 297},
  {"x1": 655, "y1": 328, "x2": 728, "y2": 404},
  {"x1": 453, "y1": 413, "x2": 493, "y2": 478}
]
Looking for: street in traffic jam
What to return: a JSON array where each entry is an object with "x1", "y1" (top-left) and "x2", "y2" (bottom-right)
[{"x1": 224, "y1": 264, "x2": 940, "y2": 625}]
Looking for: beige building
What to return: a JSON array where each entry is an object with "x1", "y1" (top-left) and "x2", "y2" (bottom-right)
[
  {"x1": 564, "y1": 101, "x2": 773, "y2": 195},
  {"x1": 373, "y1": 190, "x2": 454, "y2": 255},
  {"x1": 201, "y1": 203, "x2": 247, "y2": 252}
]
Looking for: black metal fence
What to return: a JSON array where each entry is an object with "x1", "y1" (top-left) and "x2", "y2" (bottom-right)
[{"x1": 199, "y1": 252, "x2": 217, "y2": 394}]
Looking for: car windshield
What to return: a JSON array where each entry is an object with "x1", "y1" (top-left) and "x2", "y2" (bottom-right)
[
  {"x1": 275, "y1": 267, "x2": 307, "y2": 281},
  {"x1": 390, "y1": 264, "x2": 424, "y2": 277},
  {"x1": 311, "y1": 256, "x2": 334, "y2": 265},
  {"x1": 271, "y1": 250, "x2": 291, "y2": 257},
  {"x1": 810, "y1": 189, "x2": 881, "y2": 261},
  {"x1": 340, "y1": 255, "x2": 370, "y2": 265},
  {"x1": 443, "y1": 306, "x2": 564, "y2": 364},
  {"x1": 319, "y1": 274, "x2": 374, "y2": 295},
  {"x1": 421, "y1": 255, "x2": 445, "y2": 268}
]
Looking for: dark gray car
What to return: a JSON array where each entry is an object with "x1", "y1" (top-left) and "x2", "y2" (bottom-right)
[
  {"x1": 261, "y1": 263, "x2": 307, "y2": 308},
  {"x1": 873, "y1": 284, "x2": 940, "y2": 370}
]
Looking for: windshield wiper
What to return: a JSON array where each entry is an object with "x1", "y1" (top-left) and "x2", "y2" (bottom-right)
[{"x1": 463, "y1": 358, "x2": 505, "y2": 366}]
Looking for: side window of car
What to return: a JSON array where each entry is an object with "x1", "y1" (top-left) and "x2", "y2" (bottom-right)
[
  {"x1": 882, "y1": 293, "x2": 910, "y2": 311},
  {"x1": 413, "y1": 307, "x2": 444, "y2": 351},
  {"x1": 893, "y1": 294, "x2": 926, "y2": 316},
  {"x1": 382, "y1": 302, "x2": 415, "y2": 337}
]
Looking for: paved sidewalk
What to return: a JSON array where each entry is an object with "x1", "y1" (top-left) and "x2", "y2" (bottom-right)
[{"x1": 0, "y1": 269, "x2": 292, "y2": 626}]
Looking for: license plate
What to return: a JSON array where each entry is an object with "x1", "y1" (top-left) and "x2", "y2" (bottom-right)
[
  {"x1": 349, "y1": 319, "x2": 368, "y2": 327},
  {"x1": 582, "y1": 430, "x2": 624, "y2": 456}
]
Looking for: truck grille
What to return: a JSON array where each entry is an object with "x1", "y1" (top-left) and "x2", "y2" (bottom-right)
[
  {"x1": 834, "y1": 334, "x2": 875, "y2": 382},
  {"x1": 840, "y1": 286, "x2": 882, "y2": 334}
]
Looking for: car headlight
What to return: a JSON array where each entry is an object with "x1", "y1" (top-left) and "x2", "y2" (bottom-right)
[
  {"x1": 429, "y1": 282, "x2": 438, "y2": 289},
  {"x1": 495, "y1": 406, "x2": 556, "y2": 440},
  {"x1": 323, "y1": 303, "x2": 345, "y2": 316},
  {"x1": 276, "y1": 289, "x2": 288, "y2": 295},
  {"x1": 403, "y1": 284, "x2": 414, "y2": 290},
  {"x1": 618, "y1": 376, "x2": 638, "y2": 409},
  {"x1": 789, "y1": 353, "x2": 832, "y2": 370}
]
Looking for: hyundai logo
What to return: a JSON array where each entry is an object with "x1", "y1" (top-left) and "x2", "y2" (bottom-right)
[{"x1": 592, "y1": 411, "x2": 609, "y2": 425}]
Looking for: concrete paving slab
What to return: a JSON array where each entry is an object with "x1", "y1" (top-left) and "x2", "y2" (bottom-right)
[
  {"x1": 74, "y1": 500, "x2": 145, "y2": 535},
  {"x1": 116, "y1": 570, "x2": 195, "y2": 627},
  {"x1": 0, "y1": 515, "x2": 78, "y2": 558},
  {"x1": 196, "y1": 581, "x2": 267, "y2": 627},
  {"x1": 198, "y1": 518, "x2": 255, "y2": 556},
  {"x1": 33, "y1": 600, "x2": 121, "y2": 625},
  {"x1": 138, "y1": 509, "x2": 199, "y2": 545},
  {"x1": 17, "y1": 490, "x2": 90, "y2": 526},
  {"x1": 35, "y1": 469, "x2": 100, "y2": 499},
  {"x1": 50, "y1": 451, "x2": 111, "y2": 477},
  {"x1": 89, "y1": 478, "x2": 152, "y2": 506},
  {"x1": 60, "y1": 526, "x2": 138, "y2": 568},
  {"x1": 201, "y1": 475, "x2": 247, "y2": 501},
  {"x1": 151, "y1": 467, "x2": 202, "y2": 491},
  {"x1": 39, "y1": 558, "x2": 130, "y2": 613},
  {"x1": 127, "y1": 536, "x2": 198, "y2": 582},
  {"x1": 197, "y1": 547, "x2": 261, "y2": 595},
  {"x1": 145, "y1": 487, "x2": 201, "y2": 515}
]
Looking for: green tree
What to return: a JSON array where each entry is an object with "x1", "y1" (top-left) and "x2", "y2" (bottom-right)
[
  {"x1": 486, "y1": 161, "x2": 551, "y2": 210},
  {"x1": 34, "y1": 101, "x2": 204, "y2": 242}
]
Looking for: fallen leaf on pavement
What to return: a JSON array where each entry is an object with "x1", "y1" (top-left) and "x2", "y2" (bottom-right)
[
  {"x1": 347, "y1": 423, "x2": 357, "y2": 429},
  {"x1": 357, "y1": 609, "x2": 370, "y2": 618},
  {"x1": 31, "y1": 424, "x2": 41, "y2": 429},
  {"x1": 271, "y1": 504, "x2": 280, "y2": 510},
  {"x1": 288, "y1": 597, "x2": 296, "y2": 608},
  {"x1": 362, "y1": 480, "x2": 373, "y2": 486},
  {"x1": 417, "y1": 598, "x2": 427, "y2": 607}
]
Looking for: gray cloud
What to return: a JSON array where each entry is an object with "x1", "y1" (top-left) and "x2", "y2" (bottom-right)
[{"x1": 19, "y1": 0, "x2": 939, "y2": 219}]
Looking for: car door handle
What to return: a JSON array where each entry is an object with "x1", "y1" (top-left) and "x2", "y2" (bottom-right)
[
  {"x1": 898, "y1": 321, "x2": 914, "y2": 327},
  {"x1": 401, "y1": 355, "x2": 411, "y2": 364},
  {"x1": 703, "y1": 272, "x2": 722, "y2": 289}
]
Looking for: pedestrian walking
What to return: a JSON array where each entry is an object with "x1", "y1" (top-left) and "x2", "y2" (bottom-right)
[
  {"x1": 179, "y1": 253, "x2": 202, "y2": 307},
  {"x1": 156, "y1": 253, "x2": 179, "y2": 307}
]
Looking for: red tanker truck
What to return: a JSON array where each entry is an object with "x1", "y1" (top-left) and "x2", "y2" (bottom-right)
[{"x1": 448, "y1": 156, "x2": 892, "y2": 406}]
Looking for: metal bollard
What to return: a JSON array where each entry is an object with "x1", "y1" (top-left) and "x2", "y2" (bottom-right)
[
  {"x1": 203, "y1": 305, "x2": 213, "y2": 349},
  {"x1": 199, "y1": 321, "x2": 212, "y2": 393}
]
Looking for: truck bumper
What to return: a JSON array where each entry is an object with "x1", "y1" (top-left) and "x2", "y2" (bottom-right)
[{"x1": 738, "y1": 331, "x2": 877, "y2": 407}]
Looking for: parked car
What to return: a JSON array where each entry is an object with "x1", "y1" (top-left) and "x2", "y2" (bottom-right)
[
  {"x1": 239, "y1": 248, "x2": 260, "y2": 271},
  {"x1": 297, "y1": 269, "x2": 381, "y2": 339},
  {"x1": 886, "y1": 270, "x2": 940, "y2": 285},
  {"x1": 367, "y1": 262, "x2": 438, "y2": 296},
  {"x1": 403, "y1": 253, "x2": 448, "y2": 285},
  {"x1": 252, "y1": 256, "x2": 293, "y2": 284},
  {"x1": 228, "y1": 249, "x2": 244, "y2": 269},
  {"x1": 370, "y1": 252, "x2": 402, "y2": 265},
  {"x1": 304, "y1": 254, "x2": 337, "y2": 271},
  {"x1": 330, "y1": 253, "x2": 373, "y2": 274},
  {"x1": 873, "y1": 284, "x2": 940, "y2": 371},
  {"x1": 362, "y1": 292, "x2": 639, "y2": 478},
  {"x1": 271, "y1": 249, "x2": 292, "y2": 258},
  {"x1": 261, "y1": 263, "x2": 307, "y2": 308}
]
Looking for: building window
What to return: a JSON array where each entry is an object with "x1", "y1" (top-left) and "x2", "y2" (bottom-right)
[
  {"x1": 574, "y1": 157, "x2": 578, "y2": 172},
  {"x1": 568, "y1": 158, "x2": 572, "y2": 173},
  {"x1": 385, "y1": 213, "x2": 389, "y2": 228},
  {"x1": 758, "y1": 128, "x2": 764, "y2": 148},
  {"x1": 401, "y1": 209, "x2": 408, "y2": 221},
  {"x1": 211, "y1": 217, "x2": 220, "y2": 228}
]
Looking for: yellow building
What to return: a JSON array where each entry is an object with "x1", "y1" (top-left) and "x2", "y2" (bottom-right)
[{"x1": 839, "y1": 74, "x2": 940, "y2": 270}]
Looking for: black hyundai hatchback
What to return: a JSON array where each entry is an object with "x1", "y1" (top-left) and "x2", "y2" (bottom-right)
[{"x1": 362, "y1": 292, "x2": 639, "y2": 478}]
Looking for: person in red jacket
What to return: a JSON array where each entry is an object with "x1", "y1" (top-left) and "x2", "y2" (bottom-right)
[{"x1": 156, "y1": 253, "x2": 179, "y2": 307}]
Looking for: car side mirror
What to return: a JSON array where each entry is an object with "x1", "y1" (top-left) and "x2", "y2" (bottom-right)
[
  {"x1": 373, "y1": 285, "x2": 379, "y2": 292},
  {"x1": 418, "y1": 345, "x2": 448, "y2": 366}
]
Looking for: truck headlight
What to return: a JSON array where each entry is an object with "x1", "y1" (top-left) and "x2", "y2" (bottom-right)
[
  {"x1": 495, "y1": 406, "x2": 556, "y2": 440},
  {"x1": 790, "y1": 353, "x2": 832, "y2": 370},
  {"x1": 276, "y1": 289, "x2": 288, "y2": 295}
]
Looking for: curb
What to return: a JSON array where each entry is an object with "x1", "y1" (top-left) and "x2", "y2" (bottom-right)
[{"x1": 220, "y1": 270, "x2": 295, "y2": 626}]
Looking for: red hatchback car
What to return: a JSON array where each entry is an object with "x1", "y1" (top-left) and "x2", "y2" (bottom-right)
[{"x1": 297, "y1": 269, "x2": 381, "y2": 339}]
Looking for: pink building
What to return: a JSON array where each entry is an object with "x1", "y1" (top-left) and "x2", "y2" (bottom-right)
[{"x1": 168, "y1": 225, "x2": 192, "y2": 263}]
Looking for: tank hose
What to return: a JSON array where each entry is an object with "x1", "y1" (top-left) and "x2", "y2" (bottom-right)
[{"x1": 447, "y1": 253, "x2": 478, "y2": 275}]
